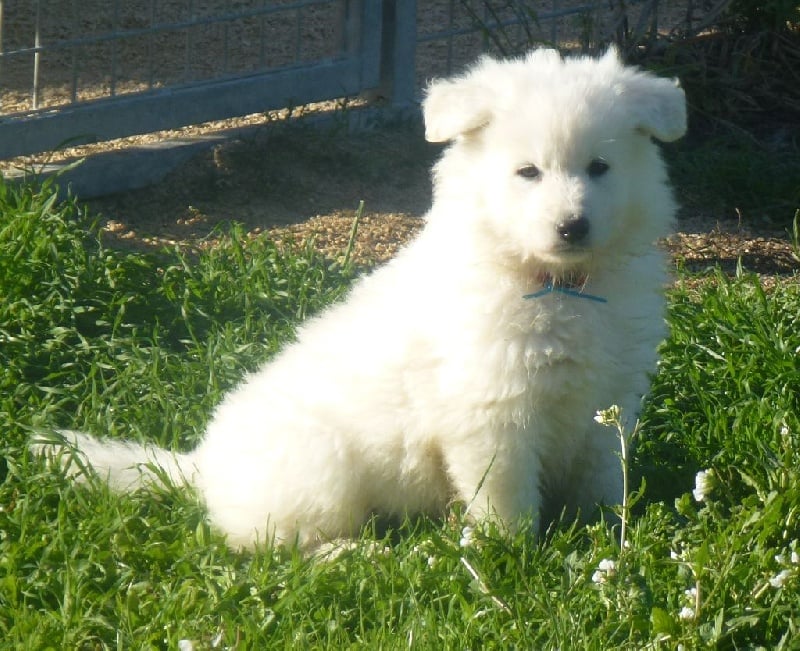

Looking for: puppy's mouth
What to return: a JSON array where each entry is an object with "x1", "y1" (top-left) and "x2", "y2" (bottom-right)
[{"x1": 535, "y1": 241, "x2": 594, "y2": 266}]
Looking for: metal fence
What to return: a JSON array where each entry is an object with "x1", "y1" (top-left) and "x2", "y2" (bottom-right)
[
  {"x1": 0, "y1": 0, "x2": 661, "y2": 162},
  {"x1": 0, "y1": 0, "x2": 385, "y2": 159}
]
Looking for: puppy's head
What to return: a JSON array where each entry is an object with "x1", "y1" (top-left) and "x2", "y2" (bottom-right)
[{"x1": 423, "y1": 48, "x2": 686, "y2": 274}]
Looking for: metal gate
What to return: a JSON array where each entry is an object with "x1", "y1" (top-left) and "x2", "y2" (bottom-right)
[{"x1": 0, "y1": 0, "x2": 387, "y2": 160}]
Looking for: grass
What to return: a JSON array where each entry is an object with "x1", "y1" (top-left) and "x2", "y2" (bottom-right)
[{"x1": 1, "y1": 175, "x2": 799, "y2": 649}]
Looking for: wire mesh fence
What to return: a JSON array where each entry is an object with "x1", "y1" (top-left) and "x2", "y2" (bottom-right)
[
  {"x1": 0, "y1": 0, "x2": 356, "y2": 115},
  {"x1": 0, "y1": 0, "x2": 381, "y2": 158}
]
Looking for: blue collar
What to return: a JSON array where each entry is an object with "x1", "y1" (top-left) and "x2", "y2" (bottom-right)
[{"x1": 523, "y1": 279, "x2": 607, "y2": 303}]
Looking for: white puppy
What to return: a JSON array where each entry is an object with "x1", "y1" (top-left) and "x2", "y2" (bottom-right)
[{"x1": 41, "y1": 48, "x2": 686, "y2": 550}]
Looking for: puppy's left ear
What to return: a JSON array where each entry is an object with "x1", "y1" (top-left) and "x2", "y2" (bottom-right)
[
  {"x1": 423, "y1": 65, "x2": 494, "y2": 143},
  {"x1": 628, "y1": 75, "x2": 687, "y2": 143}
]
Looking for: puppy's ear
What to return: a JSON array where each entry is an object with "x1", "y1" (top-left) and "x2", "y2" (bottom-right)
[
  {"x1": 603, "y1": 46, "x2": 686, "y2": 143},
  {"x1": 423, "y1": 70, "x2": 493, "y2": 143},
  {"x1": 628, "y1": 75, "x2": 687, "y2": 143}
]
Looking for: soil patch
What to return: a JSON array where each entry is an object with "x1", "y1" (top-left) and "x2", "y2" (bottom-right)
[
  {"x1": 91, "y1": 120, "x2": 437, "y2": 265},
  {"x1": 88, "y1": 120, "x2": 800, "y2": 284}
]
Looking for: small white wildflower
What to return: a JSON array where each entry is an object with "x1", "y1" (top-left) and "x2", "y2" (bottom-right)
[
  {"x1": 678, "y1": 606, "x2": 695, "y2": 621},
  {"x1": 360, "y1": 541, "x2": 392, "y2": 557},
  {"x1": 780, "y1": 422, "x2": 790, "y2": 437},
  {"x1": 692, "y1": 469, "x2": 715, "y2": 502},
  {"x1": 427, "y1": 555, "x2": 437, "y2": 569},
  {"x1": 792, "y1": 551, "x2": 799, "y2": 565},
  {"x1": 314, "y1": 540, "x2": 358, "y2": 560},
  {"x1": 598, "y1": 558, "x2": 617, "y2": 574},
  {"x1": 684, "y1": 587, "x2": 697, "y2": 601},
  {"x1": 769, "y1": 569, "x2": 792, "y2": 589},
  {"x1": 594, "y1": 405, "x2": 621, "y2": 426},
  {"x1": 592, "y1": 558, "x2": 617, "y2": 584},
  {"x1": 459, "y1": 525, "x2": 475, "y2": 548},
  {"x1": 670, "y1": 549, "x2": 680, "y2": 561},
  {"x1": 178, "y1": 641, "x2": 195, "y2": 651}
]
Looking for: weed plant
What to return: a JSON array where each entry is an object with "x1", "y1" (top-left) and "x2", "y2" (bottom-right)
[{"x1": 1, "y1": 178, "x2": 799, "y2": 648}]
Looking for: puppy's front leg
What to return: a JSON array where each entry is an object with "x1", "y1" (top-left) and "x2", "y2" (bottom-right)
[
  {"x1": 566, "y1": 421, "x2": 625, "y2": 522},
  {"x1": 445, "y1": 443, "x2": 542, "y2": 531}
]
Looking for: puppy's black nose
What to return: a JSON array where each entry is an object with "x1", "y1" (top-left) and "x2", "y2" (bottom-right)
[{"x1": 556, "y1": 215, "x2": 590, "y2": 243}]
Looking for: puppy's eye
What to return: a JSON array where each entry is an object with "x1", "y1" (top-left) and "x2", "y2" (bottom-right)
[
  {"x1": 587, "y1": 158, "x2": 610, "y2": 178},
  {"x1": 516, "y1": 164, "x2": 541, "y2": 180}
]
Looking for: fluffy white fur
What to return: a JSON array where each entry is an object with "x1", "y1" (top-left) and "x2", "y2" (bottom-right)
[{"x1": 40, "y1": 48, "x2": 686, "y2": 550}]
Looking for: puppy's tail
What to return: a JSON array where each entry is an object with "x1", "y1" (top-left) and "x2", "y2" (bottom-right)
[{"x1": 31, "y1": 430, "x2": 197, "y2": 492}]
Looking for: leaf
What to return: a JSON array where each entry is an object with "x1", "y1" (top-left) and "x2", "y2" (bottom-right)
[
  {"x1": 650, "y1": 607, "x2": 678, "y2": 636},
  {"x1": 694, "y1": 539, "x2": 711, "y2": 573}
]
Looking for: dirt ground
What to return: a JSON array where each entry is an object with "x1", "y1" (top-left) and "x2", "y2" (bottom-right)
[
  {"x1": 86, "y1": 118, "x2": 800, "y2": 286},
  {"x1": 89, "y1": 118, "x2": 436, "y2": 265}
]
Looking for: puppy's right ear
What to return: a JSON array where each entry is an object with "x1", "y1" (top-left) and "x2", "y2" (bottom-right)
[{"x1": 423, "y1": 74, "x2": 493, "y2": 143}]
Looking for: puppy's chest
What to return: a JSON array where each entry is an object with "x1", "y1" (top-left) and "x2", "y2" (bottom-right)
[
  {"x1": 510, "y1": 298, "x2": 603, "y2": 368},
  {"x1": 434, "y1": 288, "x2": 617, "y2": 406},
  {"x1": 441, "y1": 299, "x2": 606, "y2": 400}
]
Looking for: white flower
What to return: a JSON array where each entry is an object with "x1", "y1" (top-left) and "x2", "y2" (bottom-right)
[
  {"x1": 678, "y1": 606, "x2": 695, "y2": 621},
  {"x1": 692, "y1": 469, "x2": 715, "y2": 502},
  {"x1": 427, "y1": 555, "x2": 437, "y2": 569},
  {"x1": 598, "y1": 558, "x2": 617, "y2": 573},
  {"x1": 459, "y1": 525, "x2": 475, "y2": 548},
  {"x1": 178, "y1": 641, "x2": 195, "y2": 651},
  {"x1": 774, "y1": 545, "x2": 799, "y2": 568},
  {"x1": 769, "y1": 569, "x2": 792, "y2": 589},
  {"x1": 592, "y1": 558, "x2": 617, "y2": 584},
  {"x1": 684, "y1": 587, "x2": 697, "y2": 600},
  {"x1": 594, "y1": 405, "x2": 621, "y2": 426}
]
